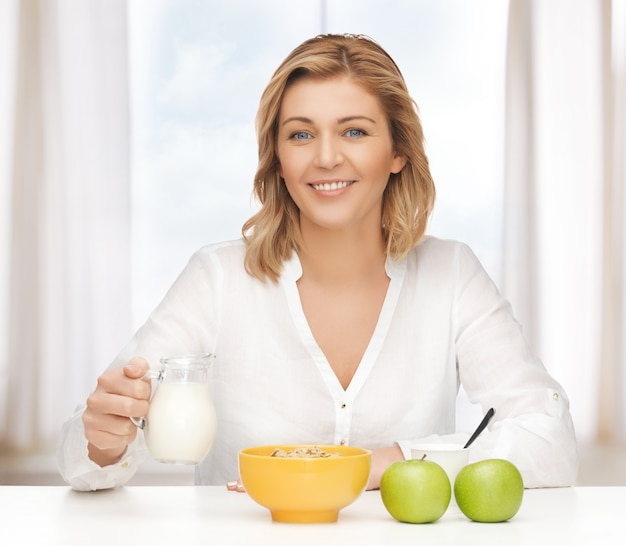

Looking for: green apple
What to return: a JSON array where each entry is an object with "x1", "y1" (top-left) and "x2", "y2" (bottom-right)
[
  {"x1": 454, "y1": 458, "x2": 524, "y2": 523},
  {"x1": 380, "y1": 459, "x2": 451, "y2": 523}
]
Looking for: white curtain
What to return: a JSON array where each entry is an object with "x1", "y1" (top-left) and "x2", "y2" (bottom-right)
[
  {"x1": 1, "y1": 0, "x2": 624, "y2": 458},
  {"x1": 503, "y1": 0, "x2": 626, "y2": 445},
  {"x1": 0, "y1": 0, "x2": 132, "y2": 453}
]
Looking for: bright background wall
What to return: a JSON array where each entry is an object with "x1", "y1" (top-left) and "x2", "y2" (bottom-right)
[{"x1": 2, "y1": 0, "x2": 625, "y2": 485}]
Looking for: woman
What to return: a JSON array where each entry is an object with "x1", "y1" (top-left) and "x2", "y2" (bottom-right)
[{"x1": 57, "y1": 34, "x2": 578, "y2": 491}]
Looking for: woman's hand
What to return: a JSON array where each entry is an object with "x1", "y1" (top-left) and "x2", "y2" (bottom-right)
[
  {"x1": 82, "y1": 357, "x2": 151, "y2": 468},
  {"x1": 367, "y1": 445, "x2": 404, "y2": 490}
]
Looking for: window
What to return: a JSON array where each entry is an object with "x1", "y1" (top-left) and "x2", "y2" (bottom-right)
[{"x1": 128, "y1": 0, "x2": 508, "y2": 332}]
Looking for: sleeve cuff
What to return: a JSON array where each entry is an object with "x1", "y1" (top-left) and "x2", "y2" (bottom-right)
[{"x1": 57, "y1": 407, "x2": 146, "y2": 491}]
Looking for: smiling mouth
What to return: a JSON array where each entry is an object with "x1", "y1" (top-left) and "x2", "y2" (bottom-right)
[{"x1": 310, "y1": 180, "x2": 355, "y2": 191}]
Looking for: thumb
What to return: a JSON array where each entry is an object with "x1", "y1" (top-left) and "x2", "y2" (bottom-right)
[{"x1": 124, "y1": 357, "x2": 149, "y2": 378}]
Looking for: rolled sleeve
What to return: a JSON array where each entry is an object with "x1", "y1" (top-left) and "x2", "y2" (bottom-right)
[{"x1": 57, "y1": 405, "x2": 145, "y2": 491}]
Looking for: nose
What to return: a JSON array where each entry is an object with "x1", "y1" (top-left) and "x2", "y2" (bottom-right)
[{"x1": 313, "y1": 134, "x2": 343, "y2": 169}]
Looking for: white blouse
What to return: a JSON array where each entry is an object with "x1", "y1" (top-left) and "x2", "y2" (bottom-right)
[{"x1": 57, "y1": 236, "x2": 578, "y2": 490}]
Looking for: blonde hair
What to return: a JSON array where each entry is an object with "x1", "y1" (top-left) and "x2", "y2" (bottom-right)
[{"x1": 242, "y1": 34, "x2": 435, "y2": 282}]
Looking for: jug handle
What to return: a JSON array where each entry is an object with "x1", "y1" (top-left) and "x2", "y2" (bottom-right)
[{"x1": 130, "y1": 368, "x2": 162, "y2": 429}]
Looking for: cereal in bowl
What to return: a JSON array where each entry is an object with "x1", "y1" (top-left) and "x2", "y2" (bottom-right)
[{"x1": 269, "y1": 446, "x2": 341, "y2": 458}]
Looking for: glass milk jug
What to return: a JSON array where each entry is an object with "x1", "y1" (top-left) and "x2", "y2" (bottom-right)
[{"x1": 134, "y1": 353, "x2": 217, "y2": 465}]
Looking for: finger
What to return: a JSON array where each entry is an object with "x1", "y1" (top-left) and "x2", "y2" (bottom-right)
[
  {"x1": 83, "y1": 413, "x2": 138, "y2": 451},
  {"x1": 84, "y1": 407, "x2": 139, "y2": 435},
  {"x1": 123, "y1": 357, "x2": 149, "y2": 379},
  {"x1": 94, "y1": 369, "x2": 151, "y2": 401},
  {"x1": 87, "y1": 391, "x2": 150, "y2": 419},
  {"x1": 85, "y1": 426, "x2": 136, "y2": 451}
]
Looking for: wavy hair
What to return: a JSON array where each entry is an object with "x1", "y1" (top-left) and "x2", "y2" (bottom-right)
[{"x1": 242, "y1": 34, "x2": 435, "y2": 282}]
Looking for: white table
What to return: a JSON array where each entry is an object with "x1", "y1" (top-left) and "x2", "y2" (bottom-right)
[{"x1": 0, "y1": 485, "x2": 624, "y2": 545}]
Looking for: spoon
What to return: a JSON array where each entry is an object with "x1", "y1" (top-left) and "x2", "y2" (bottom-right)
[{"x1": 463, "y1": 407, "x2": 495, "y2": 449}]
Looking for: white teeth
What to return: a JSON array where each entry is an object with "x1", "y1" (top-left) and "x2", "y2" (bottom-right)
[{"x1": 312, "y1": 181, "x2": 352, "y2": 191}]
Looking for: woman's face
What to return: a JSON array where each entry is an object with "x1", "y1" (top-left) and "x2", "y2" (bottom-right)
[{"x1": 276, "y1": 75, "x2": 406, "y2": 236}]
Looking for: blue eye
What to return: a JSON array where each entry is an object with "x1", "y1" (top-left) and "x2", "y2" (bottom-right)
[
  {"x1": 346, "y1": 129, "x2": 364, "y2": 138},
  {"x1": 291, "y1": 131, "x2": 310, "y2": 140}
]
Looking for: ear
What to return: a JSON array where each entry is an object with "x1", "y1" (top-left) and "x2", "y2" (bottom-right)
[{"x1": 390, "y1": 153, "x2": 407, "y2": 175}]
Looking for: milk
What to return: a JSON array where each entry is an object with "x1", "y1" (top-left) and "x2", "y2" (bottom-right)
[{"x1": 144, "y1": 382, "x2": 217, "y2": 464}]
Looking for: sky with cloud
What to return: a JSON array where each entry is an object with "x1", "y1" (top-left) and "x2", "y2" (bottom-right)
[{"x1": 127, "y1": 0, "x2": 508, "y2": 325}]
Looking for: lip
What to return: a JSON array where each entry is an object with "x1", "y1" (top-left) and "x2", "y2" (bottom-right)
[{"x1": 309, "y1": 180, "x2": 356, "y2": 192}]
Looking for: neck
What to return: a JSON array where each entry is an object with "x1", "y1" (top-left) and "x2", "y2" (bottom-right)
[{"x1": 297, "y1": 223, "x2": 387, "y2": 284}]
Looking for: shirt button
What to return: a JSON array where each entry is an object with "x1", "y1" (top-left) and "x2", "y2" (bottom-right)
[
  {"x1": 340, "y1": 439, "x2": 346, "y2": 446},
  {"x1": 553, "y1": 392, "x2": 560, "y2": 401},
  {"x1": 340, "y1": 403, "x2": 347, "y2": 409}
]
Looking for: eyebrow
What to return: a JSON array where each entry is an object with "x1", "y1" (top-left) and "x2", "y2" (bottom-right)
[{"x1": 281, "y1": 115, "x2": 377, "y2": 126}]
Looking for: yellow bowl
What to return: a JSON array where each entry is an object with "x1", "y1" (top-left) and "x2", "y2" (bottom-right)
[{"x1": 239, "y1": 444, "x2": 372, "y2": 523}]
